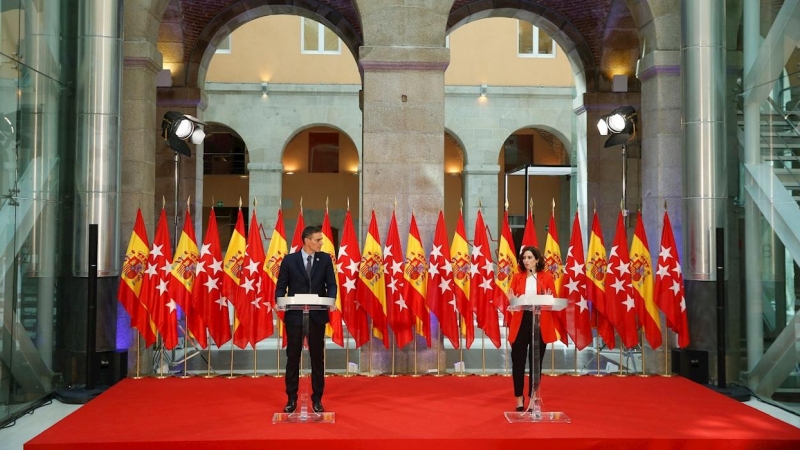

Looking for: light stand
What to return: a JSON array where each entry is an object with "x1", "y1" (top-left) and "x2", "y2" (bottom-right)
[
  {"x1": 598, "y1": 106, "x2": 638, "y2": 218},
  {"x1": 160, "y1": 111, "x2": 207, "y2": 376}
]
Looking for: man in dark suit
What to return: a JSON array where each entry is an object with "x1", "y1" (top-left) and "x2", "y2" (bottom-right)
[{"x1": 275, "y1": 225, "x2": 336, "y2": 414}]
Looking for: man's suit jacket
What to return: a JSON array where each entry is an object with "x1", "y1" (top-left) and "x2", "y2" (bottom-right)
[{"x1": 275, "y1": 251, "x2": 337, "y2": 326}]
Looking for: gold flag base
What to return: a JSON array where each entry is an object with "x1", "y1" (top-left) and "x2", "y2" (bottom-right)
[{"x1": 197, "y1": 373, "x2": 218, "y2": 379}]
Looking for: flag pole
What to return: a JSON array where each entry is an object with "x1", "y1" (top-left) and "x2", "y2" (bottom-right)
[
  {"x1": 569, "y1": 346, "x2": 581, "y2": 376},
  {"x1": 545, "y1": 343, "x2": 557, "y2": 376},
  {"x1": 131, "y1": 333, "x2": 144, "y2": 379},
  {"x1": 223, "y1": 322, "x2": 239, "y2": 378},
  {"x1": 454, "y1": 313, "x2": 467, "y2": 377},
  {"x1": 248, "y1": 346, "x2": 259, "y2": 378},
  {"x1": 431, "y1": 323, "x2": 445, "y2": 377},
  {"x1": 637, "y1": 329, "x2": 651, "y2": 377},
  {"x1": 615, "y1": 346, "x2": 626, "y2": 376},
  {"x1": 412, "y1": 337, "x2": 419, "y2": 377},
  {"x1": 479, "y1": 331, "x2": 488, "y2": 377},
  {"x1": 387, "y1": 333, "x2": 398, "y2": 377},
  {"x1": 593, "y1": 337, "x2": 605, "y2": 377},
  {"x1": 367, "y1": 322, "x2": 373, "y2": 376},
  {"x1": 662, "y1": 327, "x2": 674, "y2": 377}
]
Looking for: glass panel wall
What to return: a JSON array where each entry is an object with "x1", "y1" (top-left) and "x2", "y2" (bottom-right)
[
  {"x1": 0, "y1": 0, "x2": 76, "y2": 426},
  {"x1": 736, "y1": 0, "x2": 800, "y2": 415}
]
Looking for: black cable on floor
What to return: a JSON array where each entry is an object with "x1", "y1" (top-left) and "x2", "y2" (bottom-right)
[{"x1": 0, "y1": 397, "x2": 53, "y2": 429}]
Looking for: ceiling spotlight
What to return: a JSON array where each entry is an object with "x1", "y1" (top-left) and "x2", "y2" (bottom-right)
[{"x1": 161, "y1": 111, "x2": 206, "y2": 156}]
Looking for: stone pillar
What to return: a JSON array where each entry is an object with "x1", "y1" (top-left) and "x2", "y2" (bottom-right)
[
  {"x1": 357, "y1": 0, "x2": 450, "y2": 374},
  {"x1": 121, "y1": 39, "x2": 161, "y2": 374},
  {"x1": 463, "y1": 164, "x2": 500, "y2": 240},
  {"x1": 248, "y1": 161, "x2": 284, "y2": 229},
  {"x1": 637, "y1": 50, "x2": 681, "y2": 373}
]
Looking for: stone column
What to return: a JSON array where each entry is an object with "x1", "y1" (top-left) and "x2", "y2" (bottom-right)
[
  {"x1": 463, "y1": 164, "x2": 500, "y2": 241},
  {"x1": 248, "y1": 161, "x2": 284, "y2": 230},
  {"x1": 121, "y1": 40, "x2": 161, "y2": 374},
  {"x1": 357, "y1": 0, "x2": 451, "y2": 374}
]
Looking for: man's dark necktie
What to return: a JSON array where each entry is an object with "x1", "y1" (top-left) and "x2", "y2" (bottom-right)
[{"x1": 305, "y1": 255, "x2": 312, "y2": 278}]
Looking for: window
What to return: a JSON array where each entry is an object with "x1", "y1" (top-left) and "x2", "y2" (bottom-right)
[
  {"x1": 517, "y1": 20, "x2": 555, "y2": 58},
  {"x1": 308, "y1": 132, "x2": 340, "y2": 173},
  {"x1": 301, "y1": 18, "x2": 341, "y2": 54},
  {"x1": 215, "y1": 34, "x2": 231, "y2": 54}
]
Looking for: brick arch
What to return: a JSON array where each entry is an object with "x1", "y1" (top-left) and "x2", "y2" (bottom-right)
[
  {"x1": 174, "y1": 0, "x2": 363, "y2": 88},
  {"x1": 598, "y1": 0, "x2": 641, "y2": 92},
  {"x1": 448, "y1": 0, "x2": 607, "y2": 92}
]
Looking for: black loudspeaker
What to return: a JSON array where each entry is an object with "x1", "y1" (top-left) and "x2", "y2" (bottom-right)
[
  {"x1": 672, "y1": 349, "x2": 709, "y2": 385},
  {"x1": 93, "y1": 350, "x2": 128, "y2": 386}
]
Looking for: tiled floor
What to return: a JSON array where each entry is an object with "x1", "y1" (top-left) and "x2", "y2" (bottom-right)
[{"x1": 0, "y1": 393, "x2": 798, "y2": 450}]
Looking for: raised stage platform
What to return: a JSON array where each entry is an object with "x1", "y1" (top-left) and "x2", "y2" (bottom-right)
[{"x1": 25, "y1": 375, "x2": 800, "y2": 449}]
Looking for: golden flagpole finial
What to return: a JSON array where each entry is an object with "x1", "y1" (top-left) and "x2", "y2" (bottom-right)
[
  {"x1": 212, "y1": 196, "x2": 215, "y2": 209},
  {"x1": 529, "y1": 197, "x2": 533, "y2": 214},
  {"x1": 504, "y1": 199, "x2": 509, "y2": 211},
  {"x1": 478, "y1": 198, "x2": 482, "y2": 209},
  {"x1": 347, "y1": 197, "x2": 350, "y2": 211},
  {"x1": 593, "y1": 198, "x2": 596, "y2": 213},
  {"x1": 620, "y1": 198, "x2": 624, "y2": 211},
  {"x1": 238, "y1": 196, "x2": 242, "y2": 208},
  {"x1": 326, "y1": 196, "x2": 329, "y2": 212},
  {"x1": 186, "y1": 196, "x2": 190, "y2": 213},
  {"x1": 551, "y1": 198, "x2": 555, "y2": 212},
  {"x1": 460, "y1": 198, "x2": 463, "y2": 212},
  {"x1": 253, "y1": 197, "x2": 257, "y2": 209},
  {"x1": 300, "y1": 196, "x2": 303, "y2": 213},
  {"x1": 279, "y1": 198, "x2": 282, "y2": 210},
  {"x1": 664, "y1": 199, "x2": 668, "y2": 210},
  {"x1": 394, "y1": 197, "x2": 397, "y2": 211},
  {"x1": 162, "y1": 196, "x2": 165, "y2": 209}
]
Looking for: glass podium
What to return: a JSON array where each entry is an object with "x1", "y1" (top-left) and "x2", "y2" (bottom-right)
[
  {"x1": 272, "y1": 295, "x2": 336, "y2": 424},
  {"x1": 504, "y1": 294, "x2": 571, "y2": 424}
]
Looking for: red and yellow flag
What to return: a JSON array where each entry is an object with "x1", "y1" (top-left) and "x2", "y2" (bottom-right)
[
  {"x1": 427, "y1": 211, "x2": 460, "y2": 349},
  {"x1": 338, "y1": 210, "x2": 370, "y2": 348},
  {"x1": 542, "y1": 207, "x2": 567, "y2": 343},
  {"x1": 385, "y1": 211, "x2": 414, "y2": 348},
  {"x1": 194, "y1": 208, "x2": 231, "y2": 347},
  {"x1": 471, "y1": 210, "x2": 501, "y2": 349},
  {"x1": 358, "y1": 211, "x2": 389, "y2": 348},
  {"x1": 321, "y1": 209, "x2": 344, "y2": 347},
  {"x1": 142, "y1": 209, "x2": 178, "y2": 349},
  {"x1": 168, "y1": 208, "x2": 205, "y2": 348},
  {"x1": 631, "y1": 211, "x2": 662, "y2": 349},
  {"x1": 118, "y1": 209, "x2": 156, "y2": 347},
  {"x1": 451, "y1": 212, "x2": 474, "y2": 349},
  {"x1": 654, "y1": 209, "x2": 690, "y2": 348},
  {"x1": 403, "y1": 213, "x2": 430, "y2": 347},
  {"x1": 262, "y1": 209, "x2": 287, "y2": 344},
  {"x1": 586, "y1": 210, "x2": 615, "y2": 348},
  {"x1": 495, "y1": 210, "x2": 518, "y2": 325},
  {"x1": 223, "y1": 209, "x2": 247, "y2": 346}
]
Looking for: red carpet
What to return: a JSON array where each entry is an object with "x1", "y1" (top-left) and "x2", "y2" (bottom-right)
[{"x1": 26, "y1": 375, "x2": 800, "y2": 449}]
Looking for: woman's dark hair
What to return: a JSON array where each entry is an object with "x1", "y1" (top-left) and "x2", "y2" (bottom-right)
[{"x1": 518, "y1": 246, "x2": 545, "y2": 272}]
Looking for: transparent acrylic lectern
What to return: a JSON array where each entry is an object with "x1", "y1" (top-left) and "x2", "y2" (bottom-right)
[
  {"x1": 504, "y1": 293, "x2": 571, "y2": 423},
  {"x1": 272, "y1": 294, "x2": 336, "y2": 424}
]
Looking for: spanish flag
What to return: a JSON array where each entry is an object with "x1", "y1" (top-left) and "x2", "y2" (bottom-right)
[
  {"x1": 630, "y1": 211, "x2": 662, "y2": 349},
  {"x1": 358, "y1": 211, "x2": 389, "y2": 348}
]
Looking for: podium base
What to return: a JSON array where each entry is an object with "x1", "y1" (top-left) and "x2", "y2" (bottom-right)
[
  {"x1": 504, "y1": 410, "x2": 570, "y2": 423},
  {"x1": 273, "y1": 410, "x2": 336, "y2": 424}
]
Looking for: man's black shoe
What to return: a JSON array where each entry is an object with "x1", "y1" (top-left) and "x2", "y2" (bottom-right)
[
  {"x1": 283, "y1": 400, "x2": 297, "y2": 413},
  {"x1": 312, "y1": 401, "x2": 324, "y2": 413}
]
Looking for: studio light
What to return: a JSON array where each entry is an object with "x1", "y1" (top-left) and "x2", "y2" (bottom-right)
[
  {"x1": 161, "y1": 111, "x2": 206, "y2": 156},
  {"x1": 597, "y1": 106, "x2": 637, "y2": 148}
]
